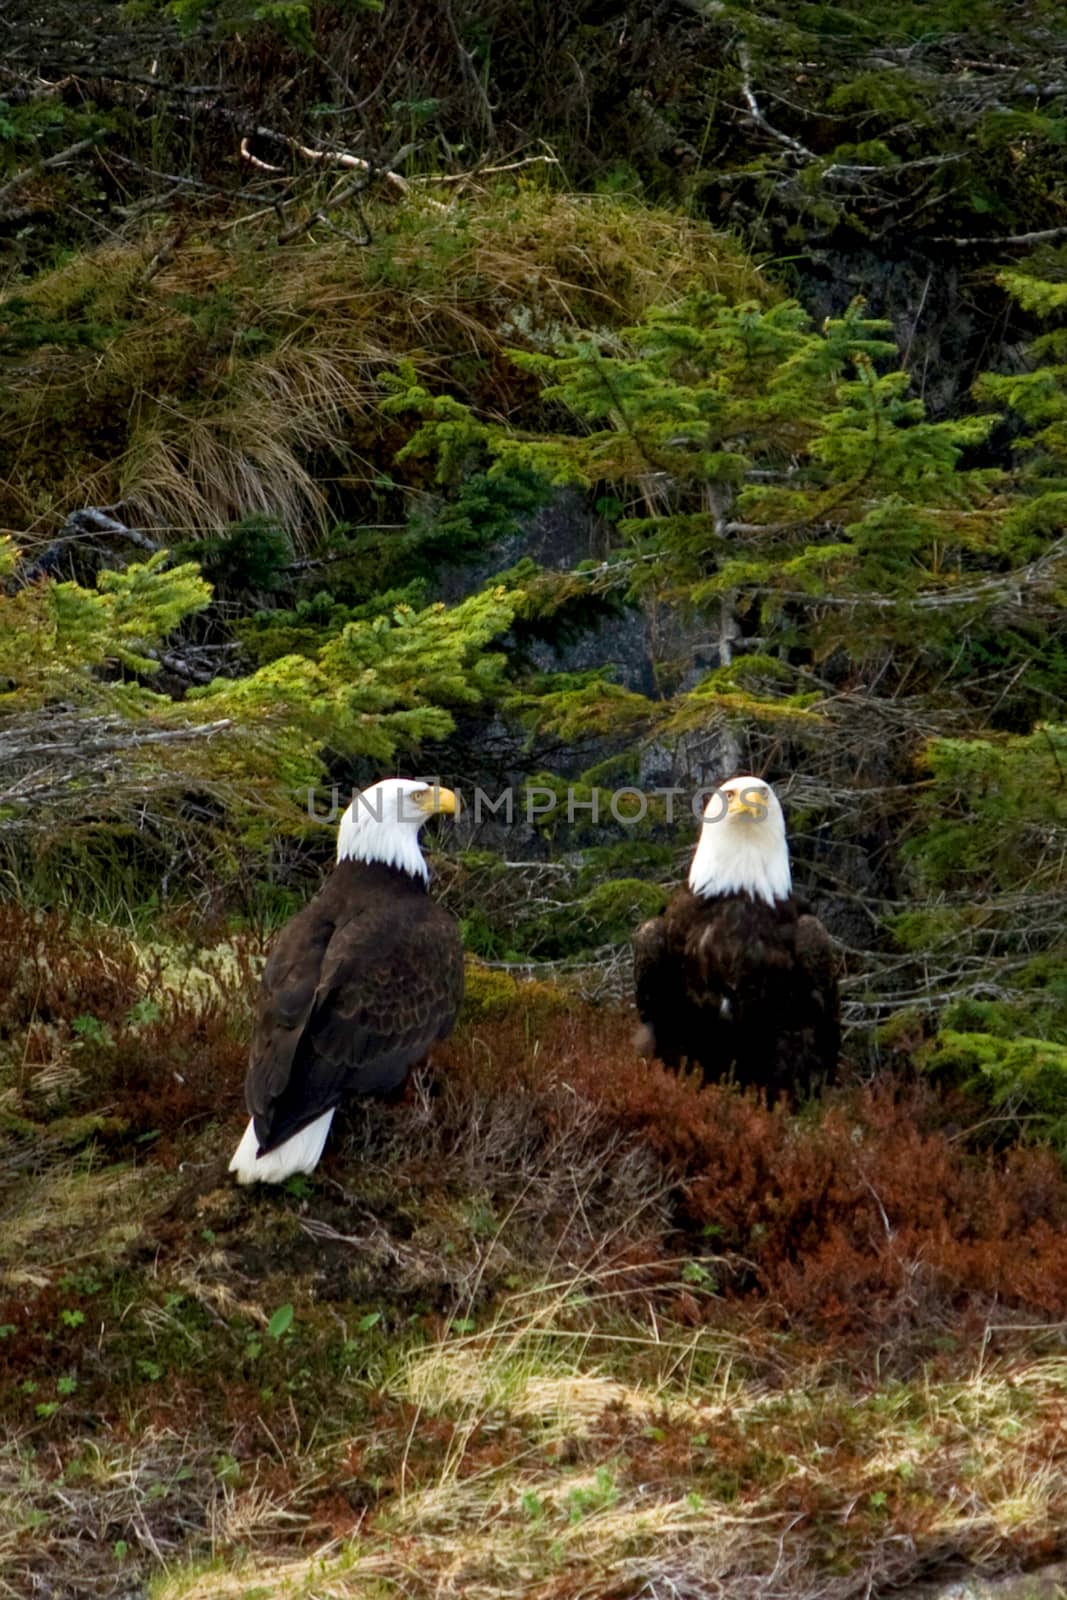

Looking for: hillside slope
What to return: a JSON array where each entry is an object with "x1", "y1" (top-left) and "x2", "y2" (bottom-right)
[{"x1": 2, "y1": 909, "x2": 1067, "y2": 1598}]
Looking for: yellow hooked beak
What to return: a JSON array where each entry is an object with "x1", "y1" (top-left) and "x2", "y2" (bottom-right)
[
  {"x1": 415, "y1": 785, "x2": 458, "y2": 817},
  {"x1": 725, "y1": 786, "x2": 769, "y2": 820}
]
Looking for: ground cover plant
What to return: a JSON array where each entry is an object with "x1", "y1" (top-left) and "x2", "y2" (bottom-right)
[{"x1": 2, "y1": 903, "x2": 1067, "y2": 1599}]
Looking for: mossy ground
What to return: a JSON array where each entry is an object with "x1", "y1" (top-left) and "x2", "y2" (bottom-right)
[{"x1": 1, "y1": 905, "x2": 1066, "y2": 1599}]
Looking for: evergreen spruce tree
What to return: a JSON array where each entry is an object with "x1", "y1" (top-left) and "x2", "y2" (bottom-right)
[
  {"x1": 0, "y1": 537, "x2": 515, "y2": 891},
  {"x1": 389, "y1": 276, "x2": 1067, "y2": 1118},
  {"x1": 387, "y1": 292, "x2": 1004, "y2": 735}
]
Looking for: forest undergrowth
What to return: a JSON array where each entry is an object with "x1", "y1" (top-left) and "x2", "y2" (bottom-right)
[{"x1": 1, "y1": 904, "x2": 1065, "y2": 1600}]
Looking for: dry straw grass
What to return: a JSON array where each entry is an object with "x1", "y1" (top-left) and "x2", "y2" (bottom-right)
[
  {"x1": 0, "y1": 1159, "x2": 146, "y2": 1290},
  {"x1": 152, "y1": 1286, "x2": 1067, "y2": 1600},
  {"x1": 1, "y1": 191, "x2": 762, "y2": 541},
  {"x1": 0, "y1": 1426, "x2": 316, "y2": 1599}
]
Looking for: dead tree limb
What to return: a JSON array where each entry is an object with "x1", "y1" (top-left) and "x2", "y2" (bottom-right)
[{"x1": 0, "y1": 135, "x2": 101, "y2": 207}]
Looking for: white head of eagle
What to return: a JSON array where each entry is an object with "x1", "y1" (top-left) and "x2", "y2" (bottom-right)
[
  {"x1": 336, "y1": 777, "x2": 458, "y2": 883},
  {"x1": 688, "y1": 775, "x2": 792, "y2": 907}
]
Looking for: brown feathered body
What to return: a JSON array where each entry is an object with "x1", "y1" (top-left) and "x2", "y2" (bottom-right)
[
  {"x1": 633, "y1": 887, "x2": 839, "y2": 1100},
  {"x1": 245, "y1": 858, "x2": 464, "y2": 1159}
]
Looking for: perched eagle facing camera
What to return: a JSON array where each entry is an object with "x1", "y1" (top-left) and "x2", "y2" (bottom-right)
[
  {"x1": 633, "y1": 776, "x2": 839, "y2": 1100},
  {"x1": 230, "y1": 778, "x2": 464, "y2": 1184}
]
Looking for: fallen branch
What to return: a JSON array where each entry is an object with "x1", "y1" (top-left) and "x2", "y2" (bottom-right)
[
  {"x1": 152, "y1": 645, "x2": 241, "y2": 685},
  {"x1": 0, "y1": 715, "x2": 234, "y2": 765},
  {"x1": 421, "y1": 152, "x2": 561, "y2": 185},
  {"x1": 240, "y1": 128, "x2": 445, "y2": 210},
  {"x1": 0, "y1": 135, "x2": 100, "y2": 206},
  {"x1": 108, "y1": 151, "x2": 289, "y2": 210},
  {"x1": 275, "y1": 175, "x2": 373, "y2": 247},
  {"x1": 58, "y1": 508, "x2": 162, "y2": 553},
  {"x1": 822, "y1": 151, "x2": 965, "y2": 183},
  {"x1": 931, "y1": 223, "x2": 1067, "y2": 247},
  {"x1": 736, "y1": 42, "x2": 815, "y2": 162},
  {"x1": 13, "y1": 509, "x2": 163, "y2": 586},
  {"x1": 770, "y1": 536, "x2": 1067, "y2": 613},
  {"x1": 138, "y1": 224, "x2": 188, "y2": 285}
]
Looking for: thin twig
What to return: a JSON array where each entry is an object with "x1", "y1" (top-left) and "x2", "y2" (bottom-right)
[
  {"x1": 421, "y1": 152, "x2": 560, "y2": 185},
  {"x1": 0, "y1": 135, "x2": 100, "y2": 206},
  {"x1": 736, "y1": 42, "x2": 815, "y2": 161},
  {"x1": 931, "y1": 223, "x2": 1067, "y2": 247}
]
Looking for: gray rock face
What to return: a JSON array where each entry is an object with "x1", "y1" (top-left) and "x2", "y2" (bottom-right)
[
  {"x1": 895, "y1": 1565, "x2": 1067, "y2": 1600},
  {"x1": 436, "y1": 486, "x2": 744, "y2": 740},
  {"x1": 421, "y1": 483, "x2": 893, "y2": 995}
]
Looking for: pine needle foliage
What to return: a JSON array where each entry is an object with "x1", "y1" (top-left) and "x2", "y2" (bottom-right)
[
  {"x1": 192, "y1": 585, "x2": 516, "y2": 772},
  {"x1": 885, "y1": 264, "x2": 1067, "y2": 1097},
  {"x1": 388, "y1": 290, "x2": 1004, "y2": 726},
  {"x1": 0, "y1": 532, "x2": 515, "y2": 909},
  {"x1": 0, "y1": 541, "x2": 211, "y2": 699}
]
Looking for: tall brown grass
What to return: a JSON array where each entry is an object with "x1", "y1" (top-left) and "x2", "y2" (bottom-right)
[{"x1": 1, "y1": 193, "x2": 763, "y2": 540}]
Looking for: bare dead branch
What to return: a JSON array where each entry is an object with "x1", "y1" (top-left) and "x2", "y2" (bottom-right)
[
  {"x1": 735, "y1": 42, "x2": 815, "y2": 161},
  {"x1": 137, "y1": 224, "x2": 188, "y2": 286},
  {"x1": 240, "y1": 127, "x2": 442, "y2": 209},
  {"x1": 931, "y1": 223, "x2": 1067, "y2": 247},
  {"x1": 57, "y1": 508, "x2": 163, "y2": 553},
  {"x1": 0, "y1": 135, "x2": 100, "y2": 207},
  {"x1": 770, "y1": 536, "x2": 1067, "y2": 614},
  {"x1": 421, "y1": 152, "x2": 561, "y2": 185},
  {"x1": 275, "y1": 176, "x2": 373, "y2": 247}
]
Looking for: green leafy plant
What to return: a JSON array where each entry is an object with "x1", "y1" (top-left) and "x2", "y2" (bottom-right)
[{"x1": 267, "y1": 1304, "x2": 294, "y2": 1340}]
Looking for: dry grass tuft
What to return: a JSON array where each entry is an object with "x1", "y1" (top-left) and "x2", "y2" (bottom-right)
[
  {"x1": 1, "y1": 191, "x2": 762, "y2": 538},
  {"x1": 0, "y1": 1424, "x2": 321, "y2": 1600},
  {"x1": 152, "y1": 1309, "x2": 1067, "y2": 1600},
  {"x1": 0, "y1": 1161, "x2": 146, "y2": 1289}
]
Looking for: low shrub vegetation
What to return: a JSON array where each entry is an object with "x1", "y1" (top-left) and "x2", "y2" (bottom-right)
[{"x1": 2, "y1": 904, "x2": 1067, "y2": 1598}]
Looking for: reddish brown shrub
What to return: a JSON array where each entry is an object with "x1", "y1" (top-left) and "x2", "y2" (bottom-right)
[
  {"x1": 10, "y1": 909, "x2": 1067, "y2": 1346},
  {"x1": 436, "y1": 1006, "x2": 1067, "y2": 1340},
  {"x1": 67, "y1": 952, "x2": 256, "y2": 1158},
  {"x1": 0, "y1": 900, "x2": 144, "y2": 1034},
  {"x1": 0, "y1": 897, "x2": 257, "y2": 1157}
]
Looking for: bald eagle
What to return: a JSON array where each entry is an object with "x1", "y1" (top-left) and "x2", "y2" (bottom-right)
[
  {"x1": 633, "y1": 776, "x2": 839, "y2": 1100},
  {"x1": 229, "y1": 778, "x2": 464, "y2": 1184}
]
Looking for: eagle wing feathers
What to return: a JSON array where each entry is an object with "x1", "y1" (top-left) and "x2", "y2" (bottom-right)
[
  {"x1": 633, "y1": 915, "x2": 671, "y2": 1015},
  {"x1": 246, "y1": 862, "x2": 464, "y2": 1155},
  {"x1": 632, "y1": 886, "x2": 839, "y2": 1096}
]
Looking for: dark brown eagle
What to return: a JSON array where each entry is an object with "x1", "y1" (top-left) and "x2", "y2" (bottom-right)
[
  {"x1": 633, "y1": 776, "x2": 839, "y2": 1100},
  {"x1": 230, "y1": 777, "x2": 464, "y2": 1184}
]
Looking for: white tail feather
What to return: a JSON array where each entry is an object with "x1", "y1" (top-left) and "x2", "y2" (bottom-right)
[{"x1": 228, "y1": 1108, "x2": 335, "y2": 1185}]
